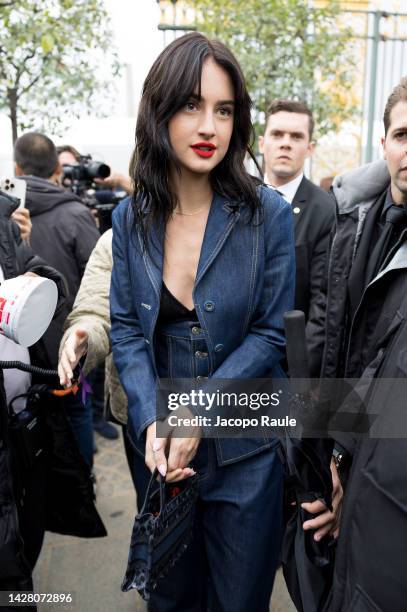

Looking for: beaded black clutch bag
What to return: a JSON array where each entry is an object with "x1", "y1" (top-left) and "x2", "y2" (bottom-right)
[{"x1": 121, "y1": 469, "x2": 199, "y2": 600}]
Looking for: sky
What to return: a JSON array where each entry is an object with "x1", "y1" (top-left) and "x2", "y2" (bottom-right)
[
  {"x1": 59, "y1": 0, "x2": 163, "y2": 173},
  {"x1": 0, "y1": 0, "x2": 163, "y2": 175}
]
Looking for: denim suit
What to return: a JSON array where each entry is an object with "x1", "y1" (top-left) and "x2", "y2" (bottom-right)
[
  {"x1": 110, "y1": 186, "x2": 295, "y2": 463},
  {"x1": 110, "y1": 186, "x2": 295, "y2": 611}
]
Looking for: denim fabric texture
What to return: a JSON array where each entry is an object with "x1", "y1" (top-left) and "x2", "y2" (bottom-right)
[
  {"x1": 129, "y1": 435, "x2": 284, "y2": 612},
  {"x1": 126, "y1": 320, "x2": 286, "y2": 610},
  {"x1": 110, "y1": 186, "x2": 295, "y2": 464}
]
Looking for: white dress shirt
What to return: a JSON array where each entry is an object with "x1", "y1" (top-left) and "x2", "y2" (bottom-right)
[{"x1": 264, "y1": 172, "x2": 304, "y2": 205}]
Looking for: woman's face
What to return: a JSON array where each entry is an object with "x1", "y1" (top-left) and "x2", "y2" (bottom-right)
[{"x1": 168, "y1": 58, "x2": 235, "y2": 179}]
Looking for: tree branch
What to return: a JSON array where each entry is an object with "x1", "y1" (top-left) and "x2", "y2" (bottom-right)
[{"x1": 19, "y1": 71, "x2": 43, "y2": 96}]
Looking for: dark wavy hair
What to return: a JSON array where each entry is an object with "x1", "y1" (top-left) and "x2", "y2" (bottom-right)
[{"x1": 131, "y1": 32, "x2": 261, "y2": 239}]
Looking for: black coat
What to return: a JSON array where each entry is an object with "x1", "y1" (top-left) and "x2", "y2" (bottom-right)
[
  {"x1": 0, "y1": 193, "x2": 66, "y2": 588},
  {"x1": 0, "y1": 194, "x2": 106, "y2": 588},
  {"x1": 22, "y1": 175, "x2": 100, "y2": 364},
  {"x1": 291, "y1": 177, "x2": 335, "y2": 376},
  {"x1": 320, "y1": 161, "x2": 407, "y2": 611},
  {"x1": 22, "y1": 175, "x2": 100, "y2": 306},
  {"x1": 0, "y1": 193, "x2": 68, "y2": 365},
  {"x1": 324, "y1": 262, "x2": 407, "y2": 612}
]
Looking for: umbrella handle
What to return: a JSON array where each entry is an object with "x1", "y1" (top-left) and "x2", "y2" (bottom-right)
[{"x1": 284, "y1": 310, "x2": 311, "y2": 394}]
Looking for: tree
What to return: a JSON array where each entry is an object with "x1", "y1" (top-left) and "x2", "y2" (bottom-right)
[
  {"x1": 193, "y1": 0, "x2": 358, "y2": 139},
  {"x1": 0, "y1": 0, "x2": 120, "y2": 143}
]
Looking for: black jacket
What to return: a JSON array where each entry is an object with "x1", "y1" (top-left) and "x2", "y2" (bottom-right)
[
  {"x1": 291, "y1": 177, "x2": 335, "y2": 376},
  {"x1": 320, "y1": 161, "x2": 407, "y2": 611},
  {"x1": 321, "y1": 161, "x2": 392, "y2": 380},
  {"x1": 0, "y1": 192, "x2": 65, "y2": 588},
  {"x1": 0, "y1": 192, "x2": 68, "y2": 365},
  {"x1": 0, "y1": 193, "x2": 106, "y2": 588},
  {"x1": 22, "y1": 176, "x2": 100, "y2": 364},
  {"x1": 22, "y1": 175, "x2": 100, "y2": 307}
]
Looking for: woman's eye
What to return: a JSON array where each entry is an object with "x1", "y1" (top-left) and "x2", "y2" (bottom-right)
[
  {"x1": 395, "y1": 131, "x2": 407, "y2": 140},
  {"x1": 218, "y1": 107, "x2": 233, "y2": 117},
  {"x1": 185, "y1": 101, "x2": 198, "y2": 112}
]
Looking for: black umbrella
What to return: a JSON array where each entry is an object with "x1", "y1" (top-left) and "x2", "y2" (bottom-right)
[{"x1": 280, "y1": 311, "x2": 335, "y2": 612}]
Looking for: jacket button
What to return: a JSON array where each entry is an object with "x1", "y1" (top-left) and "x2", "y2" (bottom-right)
[
  {"x1": 196, "y1": 375, "x2": 208, "y2": 381},
  {"x1": 214, "y1": 344, "x2": 224, "y2": 352},
  {"x1": 204, "y1": 301, "x2": 215, "y2": 312},
  {"x1": 191, "y1": 326, "x2": 202, "y2": 335},
  {"x1": 195, "y1": 351, "x2": 208, "y2": 358}
]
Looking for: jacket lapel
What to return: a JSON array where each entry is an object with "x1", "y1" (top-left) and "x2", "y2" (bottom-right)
[
  {"x1": 291, "y1": 176, "x2": 309, "y2": 231},
  {"x1": 137, "y1": 192, "x2": 240, "y2": 295},
  {"x1": 347, "y1": 191, "x2": 385, "y2": 318},
  {"x1": 195, "y1": 192, "x2": 241, "y2": 287},
  {"x1": 137, "y1": 219, "x2": 164, "y2": 299}
]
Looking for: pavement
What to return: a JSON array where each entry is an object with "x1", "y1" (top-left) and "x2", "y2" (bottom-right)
[{"x1": 33, "y1": 430, "x2": 296, "y2": 612}]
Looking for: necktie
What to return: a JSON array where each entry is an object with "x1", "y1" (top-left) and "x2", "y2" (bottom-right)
[{"x1": 366, "y1": 204, "x2": 406, "y2": 282}]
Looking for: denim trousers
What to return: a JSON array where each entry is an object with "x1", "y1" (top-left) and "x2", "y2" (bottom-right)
[{"x1": 128, "y1": 320, "x2": 284, "y2": 612}]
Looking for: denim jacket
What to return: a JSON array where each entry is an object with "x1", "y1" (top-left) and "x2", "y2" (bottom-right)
[{"x1": 110, "y1": 186, "x2": 295, "y2": 465}]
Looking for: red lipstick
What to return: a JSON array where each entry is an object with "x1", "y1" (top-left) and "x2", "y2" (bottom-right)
[{"x1": 191, "y1": 142, "x2": 216, "y2": 158}]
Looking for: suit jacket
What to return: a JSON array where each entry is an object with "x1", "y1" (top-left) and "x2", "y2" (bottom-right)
[
  {"x1": 110, "y1": 186, "x2": 295, "y2": 465},
  {"x1": 292, "y1": 177, "x2": 335, "y2": 376}
]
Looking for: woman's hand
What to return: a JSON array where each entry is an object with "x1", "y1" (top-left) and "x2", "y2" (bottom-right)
[
  {"x1": 145, "y1": 419, "x2": 200, "y2": 483},
  {"x1": 11, "y1": 208, "x2": 32, "y2": 242},
  {"x1": 301, "y1": 458, "x2": 343, "y2": 541},
  {"x1": 58, "y1": 328, "x2": 89, "y2": 387}
]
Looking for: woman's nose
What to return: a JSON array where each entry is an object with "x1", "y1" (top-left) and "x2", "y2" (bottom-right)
[{"x1": 198, "y1": 110, "x2": 215, "y2": 137}]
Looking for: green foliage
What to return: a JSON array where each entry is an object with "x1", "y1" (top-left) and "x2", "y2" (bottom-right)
[
  {"x1": 0, "y1": 0, "x2": 121, "y2": 140},
  {"x1": 193, "y1": 0, "x2": 358, "y2": 140}
]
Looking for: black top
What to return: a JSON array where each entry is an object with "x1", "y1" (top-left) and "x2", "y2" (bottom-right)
[{"x1": 158, "y1": 283, "x2": 198, "y2": 324}]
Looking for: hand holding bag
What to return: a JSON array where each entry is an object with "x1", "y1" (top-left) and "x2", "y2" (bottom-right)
[{"x1": 121, "y1": 469, "x2": 199, "y2": 600}]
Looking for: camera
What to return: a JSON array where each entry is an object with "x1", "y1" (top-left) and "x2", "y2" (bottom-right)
[
  {"x1": 61, "y1": 155, "x2": 124, "y2": 233},
  {"x1": 62, "y1": 156, "x2": 110, "y2": 184}
]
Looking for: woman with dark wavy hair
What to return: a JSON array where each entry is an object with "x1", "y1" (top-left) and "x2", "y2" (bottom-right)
[{"x1": 110, "y1": 32, "x2": 295, "y2": 611}]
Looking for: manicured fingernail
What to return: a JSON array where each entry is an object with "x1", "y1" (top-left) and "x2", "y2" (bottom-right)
[
  {"x1": 158, "y1": 464, "x2": 167, "y2": 477},
  {"x1": 153, "y1": 439, "x2": 161, "y2": 452}
]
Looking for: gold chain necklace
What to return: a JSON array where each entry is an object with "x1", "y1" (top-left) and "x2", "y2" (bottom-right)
[{"x1": 174, "y1": 206, "x2": 209, "y2": 216}]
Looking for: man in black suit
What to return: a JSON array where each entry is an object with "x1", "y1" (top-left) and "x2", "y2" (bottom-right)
[{"x1": 259, "y1": 99, "x2": 335, "y2": 375}]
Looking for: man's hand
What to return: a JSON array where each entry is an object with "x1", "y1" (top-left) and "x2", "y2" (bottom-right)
[
  {"x1": 145, "y1": 418, "x2": 199, "y2": 483},
  {"x1": 94, "y1": 172, "x2": 133, "y2": 194},
  {"x1": 302, "y1": 458, "x2": 343, "y2": 541},
  {"x1": 11, "y1": 208, "x2": 32, "y2": 242},
  {"x1": 58, "y1": 328, "x2": 89, "y2": 387}
]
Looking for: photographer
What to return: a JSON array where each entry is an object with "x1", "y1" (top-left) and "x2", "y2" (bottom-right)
[
  {"x1": 57, "y1": 144, "x2": 133, "y2": 195},
  {"x1": 14, "y1": 133, "x2": 100, "y2": 326},
  {"x1": 57, "y1": 144, "x2": 132, "y2": 234},
  {"x1": 13, "y1": 132, "x2": 102, "y2": 468}
]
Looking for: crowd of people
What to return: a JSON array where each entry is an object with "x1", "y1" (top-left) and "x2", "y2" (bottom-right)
[{"x1": 1, "y1": 30, "x2": 407, "y2": 612}]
